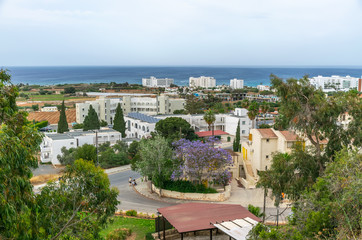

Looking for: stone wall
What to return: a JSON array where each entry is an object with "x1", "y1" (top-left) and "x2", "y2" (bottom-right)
[{"x1": 151, "y1": 184, "x2": 231, "y2": 202}]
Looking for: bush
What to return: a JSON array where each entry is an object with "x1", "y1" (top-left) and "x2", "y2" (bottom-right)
[
  {"x1": 161, "y1": 180, "x2": 218, "y2": 193},
  {"x1": 247, "y1": 204, "x2": 265, "y2": 218},
  {"x1": 125, "y1": 210, "x2": 137, "y2": 217},
  {"x1": 106, "y1": 228, "x2": 132, "y2": 240}
]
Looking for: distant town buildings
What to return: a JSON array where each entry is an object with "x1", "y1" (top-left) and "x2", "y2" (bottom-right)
[
  {"x1": 189, "y1": 76, "x2": 216, "y2": 88},
  {"x1": 257, "y1": 85, "x2": 270, "y2": 91},
  {"x1": 309, "y1": 75, "x2": 361, "y2": 92},
  {"x1": 41, "y1": 106, "x2": 58, "y2": 112},
  {"x1": 40, "y1": 129, "x2": 122, "y2": 165},
  {"x1": 142, "y1": 76, "x2": 174, "y2": 88},
  {"x1": 76, "y1": 95, "x2": 185, "y2": 124},
  {"x1": 230, "y1": 79, "x2": 244, "y2": 89}
]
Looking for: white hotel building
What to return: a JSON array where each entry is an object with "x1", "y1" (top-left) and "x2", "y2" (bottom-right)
[
  {"x1": 142, "y1": 76, "x2": 174, "y2": 88},
  {"x1": 124, "y1": 108, "x2": 253, "y2": 140},
  {"x1": 230, "y1": 79, "x2": 244, "y2": 89},
  {"x1": 309, "y1": 75, "x2": 361, "y2": 92},
  {"x1": 40, "y1": 129, "x2": 122, "y2": 165},
  {"x1": 189, "y1": 76, "x2": 216, "y2": 88},
  {"x1": 76, "y1": 95, "x2": 185, "y2": 124}
]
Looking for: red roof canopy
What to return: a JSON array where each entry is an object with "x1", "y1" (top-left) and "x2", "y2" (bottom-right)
[
  {"x1": 158, "y1": 203, "x2": 261, "y2": 233},
  {"x1": 196, "y1": 130, "x2": 229, "y2": 137}
]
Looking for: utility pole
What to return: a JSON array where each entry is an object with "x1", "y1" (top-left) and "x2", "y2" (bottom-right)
[{"x1": 262, "y1": 166, "x2": 267, "y2": 223}]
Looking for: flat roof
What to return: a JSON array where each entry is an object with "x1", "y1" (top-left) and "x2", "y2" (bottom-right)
[
  {"x1": 157, "y1": 203, "x2": 261, "y2": 233},
  {"x1": 127, "y1": 112, "x2": 160, "y2": 123}
]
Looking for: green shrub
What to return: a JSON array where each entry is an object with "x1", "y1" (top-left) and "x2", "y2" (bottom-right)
[
  {"x1": 161, "y1": 180, "x2": 218, "y2": 193},
  {"x1": 106, "y1": 228, "x2": 132, "y2": 240},
  {"x1": 125, "y1": 210, "x2": 137, "y2": 217},
  {"x1": 247, "y1": 204, "x2": 265, "y2": 218}
]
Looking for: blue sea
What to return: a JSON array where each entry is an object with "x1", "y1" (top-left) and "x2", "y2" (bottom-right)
[{"x1": 4, "y1": 66, "x2": 362, "y2": 86}]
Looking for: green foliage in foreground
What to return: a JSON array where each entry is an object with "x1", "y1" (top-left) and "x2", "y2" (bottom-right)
[
  {"x1": 161, "y1": 180, "x2": 218, "y2": 193},
  {"x1": 247, "y1": 204, "x2": 265, "y2": 219},
  {"x1": 100, "y1": 216, "x2": 155, "y2": 240},
  {"x1": 106, "y1": 228, "x2": 132, "y2": 240}
]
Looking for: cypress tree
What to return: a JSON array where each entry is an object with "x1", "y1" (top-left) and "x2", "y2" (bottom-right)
[
  {"x1": 83, "y1": 105, "x2": 100, "y2": 131},
  {"x1": 57, "y1": 100, "x2": 69, "y2": 133},
  {"x1": 113, "y1": 103, "x2": 126, "y2": 137},
  {"x1": 233, "y1": 121, "x2": 240, "y2": 152}
]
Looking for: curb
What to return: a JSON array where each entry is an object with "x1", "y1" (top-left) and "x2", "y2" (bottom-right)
[{"x1": 132, "y1": 179, "x2": 175, "y2": 204}]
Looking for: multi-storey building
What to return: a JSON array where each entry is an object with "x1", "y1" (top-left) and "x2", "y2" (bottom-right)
[
  {"x1": 124, "y1": 108, "x2": 253, "y2": 139},
  {"x1": 240, "y1": 128, "x2": 327, "y2": 188},
  {"x1": 230, "y1": 79, "x2": 244, "y2": 89},
  {"x1": 76, "y1": 95, "x2": 185, "y2": 124},
  {"x1": 142, "y1": 76, "x2": 174, "y2": 88},
  {"x1": 40, "y1": 129, "x2": 122, "y2": 165},
  {"x1": 257, "y1": 85, "x2": 270, "y2": 91},
  {"x1": 309, "y1": 75, "x2": 361, "y2": 92},
  {"x1": 189, "y1": 76, "x2": 216, "y2": 88}
]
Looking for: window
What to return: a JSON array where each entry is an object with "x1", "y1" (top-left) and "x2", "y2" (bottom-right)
[
  {"x1": 242, "y1": 121, "x2": 246, "y2": 125},
  {"x1": 70, "y1": 142, "x2": 74, "y2": 145},
  {"x1": 242, "y1": 130, "x2": 245, "y2": 134},
  {"x1": 287, "y1": 142, "x2": 294, "y2": 148},
  {"x1": 266, "y1": 155, "x2": 269, "y2": 159},
  {"x1": 266, "y1": 139, "x2": 269, "y2": 142}
]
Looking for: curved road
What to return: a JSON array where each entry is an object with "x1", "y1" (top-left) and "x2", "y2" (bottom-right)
[{"x1": 109, "y1": 169, "x2": 174, "y2": 214}]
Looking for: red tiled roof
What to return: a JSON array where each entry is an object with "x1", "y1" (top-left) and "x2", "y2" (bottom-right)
[
  {"x1": 279, "y1": 131, "x2": 298, "y2": 141},
  {"x1": 257, "y1": 128, "x2": 277, "y2": 138},
  {"x1": 158, "y1": 203, "x2": 261, "y2": 233},
  {"x1": 196, "y1": 130, "x2": 230, "y2": 137}
]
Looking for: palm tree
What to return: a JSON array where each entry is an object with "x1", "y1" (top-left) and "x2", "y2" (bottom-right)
[
  {"x1": 260, "y1": 102, "x2": 269, "y2": 124},
  {"x1": 241, "y1": 99, "x2": 250, "y2": 109},
  {"x1": 247, "y1": 101, "x2": 259, "y2": 129},
  {"x1": 203, "y1": 109, "x2": 216, "y2": 136}
]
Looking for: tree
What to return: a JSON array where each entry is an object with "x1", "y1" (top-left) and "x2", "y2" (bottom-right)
[
  {"x1": 247, "y1": 101, "x2": 259, "y2": 129},
  {"x1": 113, "y1": 103, "x2": 126, "y2": 137},
  {"x1": 83, "y1": 105, "x2": 100, "y2": 131},
  {"x1": 0, "y1": 69, "x2": 43, "y2": 238},
  {"x1": 233, "y1": 121, "x2": 240, "y2": 152},
  {"x1": 172, "y1": 138, "x2": 233, "y2": 185},
  {"x1": 32, "y1": 104, "x2": 39, "y2": 111},
  {"x1": 203, "y1": 109, "x2": 216, "y2": 136},
  {"x1": 64, "y1": 86, "x2": 76, "y2": 94},
  {"x1": 241, "y1": 99, "x2": 250, "y2": 108},
  {"x1": 36, "y1": 159, "x2": 119, "y2": 239},
  {"x1": 259, "y1": 102, "x2": 269, "y2": 124},
  {"x1": 100, "y1": 119, "x2": 108, "y2": 127},
  {"x1": 136, "y1": 135, "x2": 175, "y2": 193},
  {"x1": 271, "y1": 75, "x2": 349, "y2": 173},
  {"x1": 185, "y1": 94, "x2": 204, "y2": 114},
  {"x1": 155, "y1": 117, "x2": 197, "y2": 142},
  {"x1": 57, "y1": 100, "x2": 69, "y2": 133}
]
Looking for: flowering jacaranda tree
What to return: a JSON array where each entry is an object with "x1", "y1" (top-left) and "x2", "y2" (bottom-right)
[{"x1": 172, "y1": 137, "x2": 233, "y2": 186}]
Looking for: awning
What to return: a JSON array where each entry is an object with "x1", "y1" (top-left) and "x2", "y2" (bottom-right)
[{"x1": 213, "y1": 217, "x2": 259, "y2": 240}]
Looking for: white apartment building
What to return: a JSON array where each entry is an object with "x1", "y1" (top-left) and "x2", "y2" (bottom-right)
[
  {"x1": 230, "y1": 79, "x2": 244, "y2": 89},
  {"x1": 76, "y1": 95, "x2": 185, "y2": 124},
  {"x1": 189, "y1": 76, "x2": 216, "y2": 88},
  {"x1": 125, "y1": 108, "x2": 253, "y2": 139},
  {"x1": 40, "y1": 129, "x2": 122, "y2": 165},
  {"x1": 309, "y1": 75, "x2": 361, "y2": 92},
  {"x1": 142, "y1": 76, "x2": 174, "y2": 88},
  {"x1": 257, "y1": 85, "x2": 270, "y2": 91},
  {"x1": 124, "y1": 112, "x2": 159, "y2": 139}
]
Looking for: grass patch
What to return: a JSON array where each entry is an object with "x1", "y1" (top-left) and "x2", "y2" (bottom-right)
[
  {"x1": 100, "y1": 216, "x2": 155, "y2": 240},
  {"x1": 161, "y1": 180, "x2": 218, "y2": 193}
]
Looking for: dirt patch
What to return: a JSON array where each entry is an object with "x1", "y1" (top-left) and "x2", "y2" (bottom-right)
[{"x1": 30, "y1": 173, "x2": 62, "y2": 185}]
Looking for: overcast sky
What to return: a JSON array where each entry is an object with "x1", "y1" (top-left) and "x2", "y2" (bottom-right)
[{"x1": 1, "y1": 0, "x2": 362, "y2": 66}]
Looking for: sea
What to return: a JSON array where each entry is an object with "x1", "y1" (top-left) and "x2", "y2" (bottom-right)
[{"x1": 4, "y1": 66, "x2": 362, "y2": 86}]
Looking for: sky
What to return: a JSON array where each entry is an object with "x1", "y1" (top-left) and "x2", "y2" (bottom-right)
[{"x1": 1, "y1": 0, "x2": 362, "y2": 66}]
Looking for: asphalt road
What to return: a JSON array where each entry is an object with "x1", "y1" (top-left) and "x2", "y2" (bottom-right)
[
  {"x1": 108, "y1": 169, "x2": 174, "y2": 214},
  {"x1": 108, "y1": 169, "x2": 291, "y2": 223}
]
